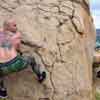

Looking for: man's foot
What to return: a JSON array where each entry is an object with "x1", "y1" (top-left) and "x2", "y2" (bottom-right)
[
  {"x1": 0, "y1": 88, "x2": 7, "y2": 99},
  {"x1": 38, "y1": 71, "x2": 46, "y2": 83},
  {"x1": 97, "y1": 71, "x2": 100, "y2": 78}
]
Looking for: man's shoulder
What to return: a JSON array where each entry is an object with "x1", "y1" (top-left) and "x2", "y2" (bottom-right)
[
  {"x1": 11, "y1": 31, "x2": 21, "y2": 36},
  {"x1": 16, "y1": 31, "x2": 21, "y2": 36},
  {"x1": 12, "y1": 31, "x2": 21, "y2": 39}
]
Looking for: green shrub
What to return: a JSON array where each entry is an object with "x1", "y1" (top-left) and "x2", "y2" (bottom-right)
[{"x1": 96, "y1": 92, "x2": 100, "y2": 100}]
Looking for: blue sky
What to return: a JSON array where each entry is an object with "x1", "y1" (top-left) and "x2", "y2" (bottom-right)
[{"x1": 91, "y1": 0, "x2": 100, "y2": 29}]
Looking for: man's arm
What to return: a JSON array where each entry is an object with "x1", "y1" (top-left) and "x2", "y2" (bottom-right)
[
  {"x1": 21, "y1": 39, "x2": 46, "y2": 49},
  {"x1": 17, "y1": 39, "x2": 46, "y2": 55}
]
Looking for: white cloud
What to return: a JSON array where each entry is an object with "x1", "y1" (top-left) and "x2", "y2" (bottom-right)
[
  {"x1": 91, "y1": 0, "x2": 100, "y2": 28},
  {"x1": 93, "y1": 15, "x2": 100, "y2": 29}
]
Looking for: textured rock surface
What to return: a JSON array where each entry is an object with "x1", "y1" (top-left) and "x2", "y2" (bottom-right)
[{"x1": 0, "y1": 0, "x2": 95, "y2": 100}]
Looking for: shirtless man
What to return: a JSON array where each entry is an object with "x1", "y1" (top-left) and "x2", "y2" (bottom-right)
[{"x1": 0, "y1": 18, "x2": 46, "y2": 99}]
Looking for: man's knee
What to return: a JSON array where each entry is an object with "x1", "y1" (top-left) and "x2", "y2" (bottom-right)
[{"x1": 22, "y1": 55, "x2": 36, "y2": 66}]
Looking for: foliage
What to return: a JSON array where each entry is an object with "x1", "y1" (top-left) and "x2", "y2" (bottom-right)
[{"x1": 96, "y1": 92, "x2": 100, "y2": 100}]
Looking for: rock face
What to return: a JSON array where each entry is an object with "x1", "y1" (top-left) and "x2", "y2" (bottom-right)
[{"x1": 0, "y1": 0, "x2": 95, "y2": 100}]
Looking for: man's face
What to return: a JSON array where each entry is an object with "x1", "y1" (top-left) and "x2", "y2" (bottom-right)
[{"x1": 8, "y1": 21, "x2": 17, "y2": 32}]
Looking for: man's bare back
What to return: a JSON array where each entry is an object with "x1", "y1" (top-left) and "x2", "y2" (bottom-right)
[{"x1": 0, "y1": 19, "x2": 21, "y2": 62}]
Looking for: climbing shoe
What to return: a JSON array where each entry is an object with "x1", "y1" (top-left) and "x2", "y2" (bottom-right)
[
  {"x1": 38, "y1": 71, "x2": 46, "y2": 83},
  {"x1": 97, "y1": 71, "x2": 100, "y2": 78},
  {"x1": 0, "y1": 88, "x2": 7, "y2": 99}
]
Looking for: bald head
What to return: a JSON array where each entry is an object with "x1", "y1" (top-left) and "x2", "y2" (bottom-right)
[{"x1": 3, "y1": 18, "x2": 17, "y2": 32}]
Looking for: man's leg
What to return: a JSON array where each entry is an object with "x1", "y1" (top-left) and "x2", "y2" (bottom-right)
[
  {"x1": 30, "y1": 57, "x2": 46, "y2": 83},
  {"x1": 0, "y1": 80, "x2": 7, "y2": 97},
  {"x1": 23, "y1": 56, "x2": 46, "y2": 83},
  {"x1": 0, "y1": 54, "x2": 46, "y2": 83},
  {"x1": 0, "y1": 77, "x2": 7, "y2": 99}
]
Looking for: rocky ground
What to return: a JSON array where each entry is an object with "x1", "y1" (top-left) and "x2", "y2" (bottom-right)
[{"x1": 94, "y1": 77, "x2": 100, "y2": 100}]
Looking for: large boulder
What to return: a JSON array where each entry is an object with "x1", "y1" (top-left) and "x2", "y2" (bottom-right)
[{"x1": 0, "y1": 0, "x2": 96, "y2": 100}]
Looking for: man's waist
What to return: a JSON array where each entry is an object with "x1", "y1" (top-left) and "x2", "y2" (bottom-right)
[{"x1": 0, "y1": 53, "x2": 17, "y2": 63}]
